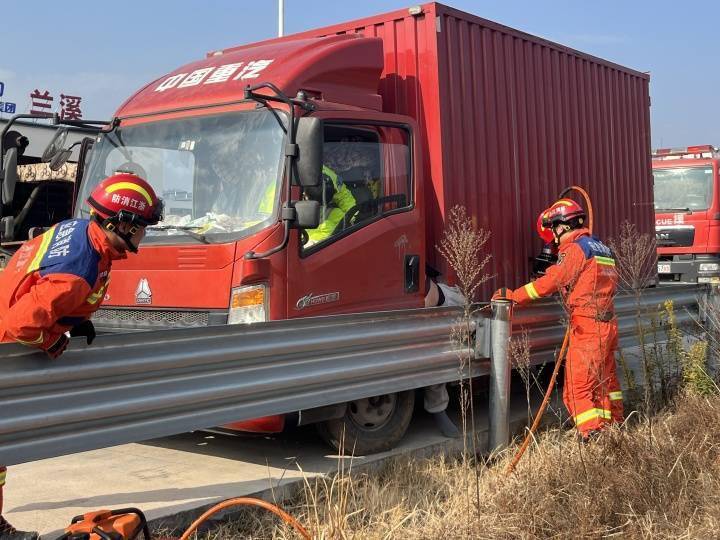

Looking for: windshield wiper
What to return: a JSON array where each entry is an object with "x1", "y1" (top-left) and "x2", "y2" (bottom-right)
[
  {"x1": 146, "y1": 225, "x2": 211, "y2": 244},
  {"x1": 656, "y1": 207, "x2": 691, "y2": 213}
]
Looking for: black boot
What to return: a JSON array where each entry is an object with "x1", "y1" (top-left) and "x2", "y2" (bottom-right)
[
  {"x1": 0, "y1": 515, "x2": 38, "y2": 540},
  {"x1": 432, "y1": 411, "x2": 461, "y2": 438},
  {"x1": 580, "y1": 429, "x2": 603, "y2": 445}
]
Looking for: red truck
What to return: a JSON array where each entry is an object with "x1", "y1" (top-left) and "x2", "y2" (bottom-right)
[
  {"x1": 39, "y1": 3, "x2": 652, "y2": 451},
  {"x1": 653, "y1": 145, "x2": 720, "y2": 284}
]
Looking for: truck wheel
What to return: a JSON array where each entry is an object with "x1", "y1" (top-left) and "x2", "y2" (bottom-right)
[{"x1": 316, "y1": 390, "x2": 415, "y2": 455}]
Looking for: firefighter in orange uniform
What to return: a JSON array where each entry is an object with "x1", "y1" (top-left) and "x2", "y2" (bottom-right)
[
  {"x1": 494, "y1": 199, "x2": 623, "y2": 440},
  {"x1": 0, "y1": 173, "x2": 163, "y2": 539}
]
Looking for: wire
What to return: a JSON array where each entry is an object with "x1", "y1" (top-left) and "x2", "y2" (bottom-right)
[
  {"x1": 506, "y1": 185, "x2": 594, "y2": 475},
  {"x1": 178, "y1": 497, "x2": 311, "y2": 540}
]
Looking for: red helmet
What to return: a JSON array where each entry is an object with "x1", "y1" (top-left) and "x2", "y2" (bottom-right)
[
  {"x1": 540, "y1": 199, "x2": 586, "y2": 228},
  {"x1": 87, "y1": 173, "x2": 163, "y2": 227},
  {"x1": 536, "y1": 211, "x2": 555, "y2": 244}
]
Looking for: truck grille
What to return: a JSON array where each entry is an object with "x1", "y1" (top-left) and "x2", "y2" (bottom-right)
[
  {"x1": 656, "y1": 226, "x2": 695, "y2": 248},
  {"x1": 93, "y1": 308, "x2": 210, "y2": 330}
]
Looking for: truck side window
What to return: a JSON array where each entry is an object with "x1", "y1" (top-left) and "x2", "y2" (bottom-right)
[{"x1": 301, "y1": 123, "x2": 411, "y2": 251}]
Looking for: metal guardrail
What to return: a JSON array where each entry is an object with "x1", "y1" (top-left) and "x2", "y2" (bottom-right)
[
  {"x1": 0, "y1": 307, "x2": 483, "y2": 466},
  {"x1": 0, "y1": 284, "x2": 706, "y2": 465},
  {"x1": 511, "y1": 284, "x2": 704, "y2": 365}
]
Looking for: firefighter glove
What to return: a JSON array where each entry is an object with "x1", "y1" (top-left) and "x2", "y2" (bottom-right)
[
  {"x1": 70, "y1": 320, "x2": 96, "y2": 345},
  {"x1": 46, "y1": 334, "x2": 69, "y2": 359},
  {"x1": 492, "y1": 287, "x2": 510, "y2": 301}
]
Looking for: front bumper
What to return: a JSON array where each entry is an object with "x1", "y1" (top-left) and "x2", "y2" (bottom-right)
[{"x1": 657, "y1": 255, "x2": 720, "y2": 284}]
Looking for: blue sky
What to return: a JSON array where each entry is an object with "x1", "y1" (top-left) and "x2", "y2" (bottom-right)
[{"x1": 0, "y1": 1, "x2": 711, "y2": 146}]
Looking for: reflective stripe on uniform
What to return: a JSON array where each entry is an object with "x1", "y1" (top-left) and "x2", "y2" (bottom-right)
[
  {"x1": 574, "y1": 407, "x2": 612, "y2": 427},
  {"x1": 15, "y1": 331, "x2": 44, "y2": 346},
  {"x1": 0, "y1": 468, "x2": 6, "y2": 486},
  {"x1": 27, "y1": 227, "x2": 56, "y2": 273},
  {"x1": 524, "y1": 282, "x2": 540, "y2": 300},
  {"x1": 609, "y1": 391, "x2": 623, "y2": 401},
  {"x1": 86, "y1": 278, "x2": 110, "y2": 305},
  {"x1": 595, "y1": 256, "x2": 616, "y2": 267}
]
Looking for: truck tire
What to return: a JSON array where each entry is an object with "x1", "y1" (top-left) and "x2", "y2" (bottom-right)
[{"x1": 316, "y1": 390, "x2": 415, "y2": 455}]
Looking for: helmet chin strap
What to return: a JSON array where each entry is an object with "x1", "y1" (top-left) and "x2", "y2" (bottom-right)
[
  {"x1": 94, "y1": 214, "x2": 140, "y2": 253},
  {"x1": 552, "y1": 224, "x2": 571, "y2": 244},
  {"x1": 119, "y1": 230, "x2": 139, "y2": 253}
]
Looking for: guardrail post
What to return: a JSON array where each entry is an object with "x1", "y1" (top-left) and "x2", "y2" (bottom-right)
[
  {"x1": 707, "y1": 284, "x2": 720, "y2": 370},
  {"x1": 489, "y1": 299, "x2": 512, "y2": 451}
]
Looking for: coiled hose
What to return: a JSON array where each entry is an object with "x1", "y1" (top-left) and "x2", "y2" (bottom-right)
[{"x1": 506, "y1": 185, "x2": 594, "y2": 475}]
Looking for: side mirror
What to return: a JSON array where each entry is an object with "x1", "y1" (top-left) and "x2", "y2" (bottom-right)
[
  {"x1": 294, "y1": 117, "x2": 323, "y2": 187},
  {"x1": 42, "y1": 128, "x2": 69, "y2": 163},
  {"x1": 291, "y1": 200, "x2": 320, "y2": 229},
  {"x1": 49, "y1": 149, "x2": 73, "y2": 171},
  {"x1": 2, "y1": 147, "x2": 19, "y2": 207}
]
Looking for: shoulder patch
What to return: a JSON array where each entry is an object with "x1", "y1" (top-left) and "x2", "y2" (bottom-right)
[
  {"x1": 38, "y1": 219, "x2": 100, "y2": 287},
  {"x1": 574, "y1": 235, "x2": 612, "y2": 260}
]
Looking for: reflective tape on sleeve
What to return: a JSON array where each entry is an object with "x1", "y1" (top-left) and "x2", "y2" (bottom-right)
[{"x1": 524, "y1": 282, "x2": 540, "y2": 300}]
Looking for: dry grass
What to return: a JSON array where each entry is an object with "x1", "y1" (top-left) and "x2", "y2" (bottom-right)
[{"x1": 179, "y1": 392, "x2": 720, "y2": 540}]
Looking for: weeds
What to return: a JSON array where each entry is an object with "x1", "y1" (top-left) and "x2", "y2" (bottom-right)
[
  {"x1": 436, "y1": 205, "x2": 492, "y2": 512},
  {"x1": 186, "y1": 393, "x2": 720, "y2": 540}
]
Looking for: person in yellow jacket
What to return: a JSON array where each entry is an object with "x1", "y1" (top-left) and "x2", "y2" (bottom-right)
[
  {"x1": 257, "y1": 165, "x2": 356, "y2": 246},
  {"x1": 305, "y1": 165, "x2": 356, "y2": 246}
]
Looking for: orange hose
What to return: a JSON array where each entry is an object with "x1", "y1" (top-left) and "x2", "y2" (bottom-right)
[
  {"x1": 178, "y1": 497, "x2": 311, "y2": 540},
  {"x1": 506, "y1": 185, "x2": 594, "y2": 475}
]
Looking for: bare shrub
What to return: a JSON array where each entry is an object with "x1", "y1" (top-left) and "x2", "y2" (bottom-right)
[
  {"x1": 436, "y1": 205, "x2": 492, "y2": 303},
  {"x1": 436, "y1": 205, "x2": 492, "y2": 513},
  {"x1": 609, "y1": 220, "x2": 657, "y2": 292}
]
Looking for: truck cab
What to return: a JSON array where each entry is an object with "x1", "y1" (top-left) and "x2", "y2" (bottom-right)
[
  {"x1": 74, "y1": 35, "x2": 424, "y2": 452},
  {"x1": 82, "y1": 36, "x2": 423, "y2": 329},
  {"x1": 653, "y1": 145, "x2": 720, "y2": 284}
]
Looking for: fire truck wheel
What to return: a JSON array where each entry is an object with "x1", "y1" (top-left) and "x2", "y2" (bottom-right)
[{"x1": 316, "y1": 390, "x2": 415, "y2": 455}]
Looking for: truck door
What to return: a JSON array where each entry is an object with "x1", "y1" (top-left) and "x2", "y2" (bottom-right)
[{"x1": 286, "y1": 121, "x2": 423, "y2": 316}]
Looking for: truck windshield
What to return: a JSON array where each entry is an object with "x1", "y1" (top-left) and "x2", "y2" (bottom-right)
[
  {"x1": 654, "y1": 166, "x2": 714, "y2": 212},
  {"x1": 77, "y1": 109, "x2": 285, "y2": 242}
]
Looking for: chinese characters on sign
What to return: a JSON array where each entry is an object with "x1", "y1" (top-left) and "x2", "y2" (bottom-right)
[
  {"x1": 154, "y1": 59, "x2": 274, "y2": 92},
  {"x1": 60, "y1": 94, "x2": 82, "y2": 120},
  {"x1": 29, "y1": 89, "x2": 54, "y2": 116},
  {"x1": 28, "y1": 90, "x2": 83, "y2": 119}
]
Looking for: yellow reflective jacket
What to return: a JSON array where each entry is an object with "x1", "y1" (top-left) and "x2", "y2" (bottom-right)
[{"x1": 306, "y1": 166, "x2": 356, "y2": 245}]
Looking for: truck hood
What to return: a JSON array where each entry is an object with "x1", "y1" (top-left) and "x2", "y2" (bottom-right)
[
  {"x1": 102, "y1": 223, "x2": 277, "y2": 309},
  {"x1": 103, "y1": 242, "x2": 235, "y2": 309}
]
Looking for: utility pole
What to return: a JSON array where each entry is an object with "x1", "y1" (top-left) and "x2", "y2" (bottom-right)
[{"x1": 278, "y1": 0, "x2": 284, "y2": 37}]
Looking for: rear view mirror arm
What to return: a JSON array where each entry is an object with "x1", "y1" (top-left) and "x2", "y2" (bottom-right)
[{"x1": 244, "y1": 83, "x2": 314, "y2": 260}]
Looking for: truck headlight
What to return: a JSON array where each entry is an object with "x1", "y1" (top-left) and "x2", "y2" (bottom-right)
[
  {"x1": 228, "y1": 285, "x2": 267, "y2": 324},
  {"x1": 699, "y1": 263, "x2": 720, "y2": 272}
]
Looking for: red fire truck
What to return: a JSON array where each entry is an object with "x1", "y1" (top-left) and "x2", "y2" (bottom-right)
[
  {"x1": 653, "y1": 145, "x2": 720, "y2": 284},
  {"x1": 33, "y1": 3, "x2": 653, "y2": 451}
]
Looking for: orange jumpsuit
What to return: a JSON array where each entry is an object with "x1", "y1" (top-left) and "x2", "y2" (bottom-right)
[
  {"x1": 0, "y1": 218, "x2": 125, "y2": 513},
  {"x1": 508, "y1": 228, "x2": 623, "y2": 436}
]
